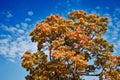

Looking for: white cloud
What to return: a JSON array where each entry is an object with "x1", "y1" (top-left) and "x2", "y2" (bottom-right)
[
  {"x1": 25, "y1": 18, "x2": 31, "y2": 22},
  {"x1": 0, "y1": 24, "x2": 17, "y2": 32},
  {"x1": 0, "y1": 39, "x2": 9, "y2": 44},
  {"x1": 16, "y1": 37, "x2": 23, "y2": 42},
  {"x1": 114, "y1": 43, "x2": 120, "y2": 55},
  {"x1": 107, "y1": 18, "x2": 113, "y2": 27},
  {"x1": 15, "y1": 24, "x2": 20, "y2": 28},
  {"x1": 6, "y1": 11, "x2": 13, "y2": 18},
  {"x1": 105, "y1": 7, "x2": 110, "y2": 9},
  {"x1": 27, "y1": 11, "x2": 34, "y2": 16},
  {"x1": 113, "y1": 8, "x2": 120, "y2": 17},
  {"x1": 113, "y1": 17, "x2": 118, "y2": 20},
  {"x1": 0, "y1": 46, "x2": 9, "y2": 55},
  {"x1": 0, "y1": 24, "x2": 26, "y2": 35},
  {"x1": 8, "y1": 26, "x2": 17, "y2": 32},
  {"x1": 0, "y1": 33, "x2": 37, "y2": 61},
  {"x1": 0, "y1": 35, "x2": 11, "y2": 39},
  {"x1": 93, "y1": 8, "x2": 120, "y2": 56},
  {"x1": 21, "y1": 22, "x2": 28, "y2": 28},
  {"x1": 95, "y1": 6, "x2": 100, "y2": 9},
  {"x1": 115, "y1": 8, "x2": 120, "y2": 12},
  {"x1": 105, "y1": 8, "x2": 120, "y2": 56},
  {"x1": 0, "y1": 20, "x2": 37, "y2": 62},
  {"x1": 17, "y1": 29, "x2": 24, "y2": 34},
  {"x1": 108, "y1": 16, "x2": 113, "y2": 27},
  {"x1": 116, "y1": 21, "x2": 120, "y2": 28},
  {"x1": 7, "y1": 58, "x2": 16, "y2": 63}
]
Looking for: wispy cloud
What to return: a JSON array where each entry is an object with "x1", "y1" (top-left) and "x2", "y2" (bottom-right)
[
  {"x1": 21, "y1": 22, "x2": 28, "y2": 28},
  {"x1": 0, "y1": 39, "x2": 9, "y2": 44},
  {"x1": 0, "y1": 16, "x2": 37, "y2": 62},
  {"x1": 6, "y1": 11, "x2": 13, "y2": 18},
  {"x1": 0, "y1": 32, "x2": 37, "y2": 62},
  {"x1": 0, "y1": 24, "x2": 17, "y2": 32},
  {"x1": 103, "y1": 8, "x2": 120, "y2": 55},
  {"x1": 17, "y1": 29, "x2": 24, "y2": 34},
  {"x1": 0, "y1": 10, "x2": 38, "y2": 63},
  {"x1": 27, "y1": 11, "x2": 34, "y2": 16},
  {"x1": 25, "y1": 18, "x2": 31, "y2": 22},
  {"x1": 95, "y1": 6, "x2": 100, "y2": 10},
  {"x1": 105, "y1": 7, "x2": 110, "y2": 9}
]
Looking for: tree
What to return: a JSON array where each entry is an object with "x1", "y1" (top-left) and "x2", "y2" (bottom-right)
[{"x1": 21, "y1": 10, "x2": 120, "y2": 80}]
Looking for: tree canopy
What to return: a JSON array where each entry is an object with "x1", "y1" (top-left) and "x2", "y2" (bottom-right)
[{"x1": 21, "y1": 10, "x2": 120, "y2": 80}]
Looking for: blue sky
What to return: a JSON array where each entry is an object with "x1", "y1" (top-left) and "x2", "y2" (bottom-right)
[{"x1": 0, "y1": 0, "x2": 120, "y2": 80}]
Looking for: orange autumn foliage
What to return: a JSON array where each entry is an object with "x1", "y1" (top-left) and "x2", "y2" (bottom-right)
[{"x1": 21, "y1": 10, "x2": 120, "y2": 80}]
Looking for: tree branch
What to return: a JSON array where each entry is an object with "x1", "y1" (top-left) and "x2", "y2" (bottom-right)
[
  {"x1": 80, "y1": 67, "x2": 104, "y2": 77},
  {"x1": 80, "y1": 73, "x2": 100, "y2": 76}
]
